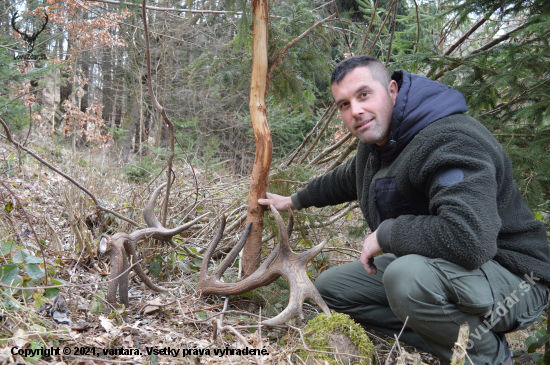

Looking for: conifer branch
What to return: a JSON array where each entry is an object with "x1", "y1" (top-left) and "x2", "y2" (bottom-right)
[
  {"x1": 268, "y1": 14, "x2": 336, "y2": 81},
  {"x1": 359, "y1": 0, "x2": 380, "y2": 54},
  {"x1": 443, "y1": 16, "x2": 488, "y2": 56},
  {"x1": 333, "y1": 0, "x2": 352, "y2": 54},
  {"x1": 432, "y1": 23, "x2": 528, "y2": 80},
  {"x1": 469, "y1": 23, "x2": 527, "y2": 55},
  {"x1": 385, "y1": 0, "x2": 398, "y2": 66},
  {"x1": 480, "y1": 78, "x2": 550, "y2": 116},
  {"x1": 367, "y1": 0, "x2": 398, "y2": 55},
  {"x1": 297, "y1": 107, "x2": 338, "y2": 164}
]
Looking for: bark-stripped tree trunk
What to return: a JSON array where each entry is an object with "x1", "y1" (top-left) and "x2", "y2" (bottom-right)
[{"x1": 242, "y1": 0, "x2": 272, "y2": 277}]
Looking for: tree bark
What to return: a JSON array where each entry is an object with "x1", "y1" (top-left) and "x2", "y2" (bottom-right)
[
  {"x1": 54, "y1": 38, "x2": 72, "y2": 130},
  {"x1": 78, "y1": 51, "x2": 90, "y2": 146},
  {"x1": 121, "y1": 99, "x2": 139, "y2": 164},
  {"x1": 102, "y1": 48, "x2": 114, "y2": 126},
  {"x1": 242, "y1": 0, "x2": 272, "y2": 277}
]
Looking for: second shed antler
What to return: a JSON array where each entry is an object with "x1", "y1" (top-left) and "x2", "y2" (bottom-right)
[
  {"x1": 99, "y1": 183, "x2": 207, "y2": 306},
  {"x1": 197, "y1": 206, "x2": 331, "y2": 326}
]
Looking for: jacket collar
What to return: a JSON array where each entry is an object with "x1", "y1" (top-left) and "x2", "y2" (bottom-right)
[{"x1": 368, "y1": 70, "x2": 468, "y2": 161}]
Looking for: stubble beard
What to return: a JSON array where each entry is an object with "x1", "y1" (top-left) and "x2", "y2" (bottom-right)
[{"x1": 353, "y1": 117, "x2": 387, "y2": 145}]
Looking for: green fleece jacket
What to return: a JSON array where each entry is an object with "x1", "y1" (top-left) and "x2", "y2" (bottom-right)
[{"x1": 294, "y1": 113, "x2": 550, "y2": 283}]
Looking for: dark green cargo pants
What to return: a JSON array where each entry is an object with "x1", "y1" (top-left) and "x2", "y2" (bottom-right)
[{"x1": 315, "y1": 254, "x2": 549, "y2": 365}]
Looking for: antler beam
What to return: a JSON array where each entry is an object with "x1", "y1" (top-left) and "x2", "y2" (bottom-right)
[
  {"x1": 99, "y1": 183, "x2": 207, "y2": 306},
  {"x1": 197, "y1": 205, "x2": 331, "y2": 326}
]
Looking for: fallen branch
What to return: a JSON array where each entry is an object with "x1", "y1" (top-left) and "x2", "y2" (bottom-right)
[
  {"x1": 297, "y1": 106, "x2": 338, "y2": 164},
  {"x1": 332, "y1": 0, "x2": 351, "y2": 54},
  {"x1": 310, "y1": 132, "x2": 352, "y2": 165},
  {"x1": 284, "y1": 103, "x2": 335, "y2": 167},
  {"x1": 326, "y1": 138, "x2": 358, "y2": 171},
  {"x1": 0, "y1": 117, "x2": 141, "y2": 227},
  {"x1": 212, "y1": 297, "x2": 263, "y2": 365},
  {"x1": 142, "y1": 0, "x2": 175, "y2": 227}
]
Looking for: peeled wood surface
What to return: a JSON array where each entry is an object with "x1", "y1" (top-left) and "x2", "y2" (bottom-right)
[
  {"x1": 243, "y1": 0, "x2": 272, "y2": 277},
  {"x1": 197, "y1": 206, "x2": 331, "y2": 326}
]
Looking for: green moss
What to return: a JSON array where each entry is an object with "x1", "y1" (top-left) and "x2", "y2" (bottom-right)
[{"x1": 300, "y1": 312, "x2": 377, "y2": 364}]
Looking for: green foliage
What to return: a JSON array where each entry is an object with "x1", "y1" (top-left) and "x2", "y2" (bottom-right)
[
  {"x1": 123, "y1": 156, "x2": 161, "y2": 183},
  {"x1": 0, "y1": 30, "x2": 59, "y2": 134},
  {"x1": 301, "y1": 312, "x2": 377, "y2": 365},
  {"x1": 513, "y1": 318, "x2": 550, "y2": 364},
  {"x1": 0, "y1": 240, "x2": 66, "y2": 312}
]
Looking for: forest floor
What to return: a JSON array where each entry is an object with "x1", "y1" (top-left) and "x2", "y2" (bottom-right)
[{"x1": 0, "y1": 136, "x2": 542, "y2": 365}]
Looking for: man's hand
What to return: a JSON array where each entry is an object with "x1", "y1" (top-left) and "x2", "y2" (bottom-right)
[
  {"x1": 360, "y1": 231, "x2": 382, "y2": 274},
  {"x1": 258, "y1": 192, "x2": 295, "y2": 212}
]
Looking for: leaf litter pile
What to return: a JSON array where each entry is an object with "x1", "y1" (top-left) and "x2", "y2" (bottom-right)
[{"x1": 0, "y1": 140, "x2": 542, "y2": 365}]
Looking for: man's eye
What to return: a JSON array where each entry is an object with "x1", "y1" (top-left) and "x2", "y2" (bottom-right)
[
  {"x1": 339, "y1": 102, "x2": 349, "y2": 109},
  {"x1": 361, "y1": 92, "x2": 369, "y2": 98}
]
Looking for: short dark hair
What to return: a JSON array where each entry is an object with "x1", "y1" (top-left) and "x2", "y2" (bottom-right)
[{"x1": 330, "y1": 55, "x2": 390, "y2": 87}]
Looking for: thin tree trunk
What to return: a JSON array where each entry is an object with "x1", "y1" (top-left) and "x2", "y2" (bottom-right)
[
  {"x1": 242, "y1": 0, "x2": 271, "y2": 277},
  {"x1": 78, "y1": 52, "x2": 90, "y2": 146},
  {"x1": 102, "y1": 48, "x2": 114, "y2": 126},
  {"x1": 54, "y1": 38, "x2": 72, "y2": 130}
]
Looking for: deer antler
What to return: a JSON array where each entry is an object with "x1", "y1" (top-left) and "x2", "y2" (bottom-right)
[
  {"x1": 197, "y1": 205, "x2": 331, "y2": 326},
  {"x1": 99, "y1": 183, "x2": 207, "y2": 306}
]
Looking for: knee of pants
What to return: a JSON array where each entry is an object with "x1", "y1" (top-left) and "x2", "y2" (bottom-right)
[
  {"x1": 314, "y1": 267, "x2": 336, "y2": 300},
  {"x1": 383, "y1": 254, "x2": 441, "y2": 319}
]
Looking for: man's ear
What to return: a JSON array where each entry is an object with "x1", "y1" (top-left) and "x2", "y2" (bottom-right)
[{"x1": 388, "y1": 80, "x2": 398, "y2": 103}]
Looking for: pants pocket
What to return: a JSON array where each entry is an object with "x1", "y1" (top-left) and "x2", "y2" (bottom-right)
[
  {"x1": 514, "y1": 289, "x2": 550, "y2": 331},
  {"x1": 434, "y1": 259, "x2": 494, "y2": 316}
]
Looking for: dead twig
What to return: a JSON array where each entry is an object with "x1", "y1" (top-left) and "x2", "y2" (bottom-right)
[
  {"x1": 359, "y1": 0, "x2": 380, "y2": 54},
  {"x1": 0, "y1": 117, "x2": 141, "y2": 227},
  {"x1": 142, "y1": 0, "x2": 176, "y2": 227},
  {"x1": 332, "y1": 0, "x2": 351, "y2": 54},
  {"x1": 385, "y1": 316, "x2": 409, "y2": 365},
  {"x1": 212, "y1": 297, "x2": 263, "y2": 365}
]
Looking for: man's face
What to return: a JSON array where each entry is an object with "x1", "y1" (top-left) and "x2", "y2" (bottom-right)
[{"x1": 332, "y1": 66, "x2": 398, "y2": 146}]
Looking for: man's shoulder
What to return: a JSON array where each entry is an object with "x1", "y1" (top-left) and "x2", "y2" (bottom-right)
[{"x1": 415, "y1": 113, "x2": 495, "y2": 144}]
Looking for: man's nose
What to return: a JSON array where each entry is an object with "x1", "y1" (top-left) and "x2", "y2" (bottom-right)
[{"x1": 350, "y1": 100, "x2": 363, "y2": 117}]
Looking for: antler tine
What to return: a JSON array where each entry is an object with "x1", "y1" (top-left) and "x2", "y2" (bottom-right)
[
  {"x1": 269, "y1": 205, "x2": 291, "y2": 251},
  {"x1": 122, "y1": 240, "x2": 171, "y2": 292},
  {"x1": 212, "y1": 222, "x2": 252, "y2": 279},
  {"x1": 198, "y1": 206, "x2": 331, "y2": 325},
  {"x1": 262, "y1": 280, "x2": 331, "y2": 326},
  {"x1": 260, "y1": 205, "x2": 331, "y2": 326},
  {"x1": 143, "y1": 183, "x2": 167, "y2": 229},
  {"x1": 199, "y1": 215, "x2": 227, "y2": 280},
  {"x1": 132, "y1": 182, "x2": 208, "y2": 242},
  {"x1": 129, "y1": 213, "x2": 208, "y2": 242}
]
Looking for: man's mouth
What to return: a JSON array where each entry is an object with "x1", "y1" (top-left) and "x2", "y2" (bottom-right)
[{"x1": 355, "y1": 118, "x2": 373, "y2": 131}]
